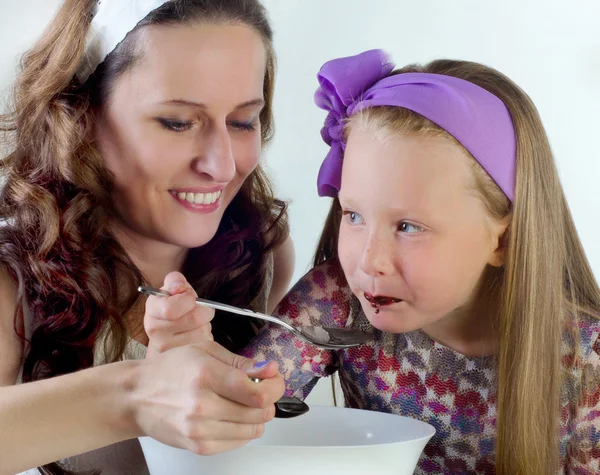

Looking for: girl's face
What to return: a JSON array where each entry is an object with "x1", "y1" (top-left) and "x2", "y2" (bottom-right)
[
  {"x1": 95, "y1": 23, "x2": 266, "y2": 250},
  {"x1": 338, "y1": 122, "x2": 507, "y2": 335}
]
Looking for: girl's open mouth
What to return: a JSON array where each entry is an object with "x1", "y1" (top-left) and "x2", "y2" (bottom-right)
[{"x1": 364, "y1": 293, "x2": 402, "y2": 314}]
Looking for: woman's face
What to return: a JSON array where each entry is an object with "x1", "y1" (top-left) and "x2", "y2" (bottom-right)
[{"x1": 95, "y1": 23, "x2": 267, "y2": 250}]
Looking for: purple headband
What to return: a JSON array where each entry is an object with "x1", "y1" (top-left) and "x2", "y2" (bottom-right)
[{"x1": 315, "y1": 49, "x2": 516, "y2": 201}]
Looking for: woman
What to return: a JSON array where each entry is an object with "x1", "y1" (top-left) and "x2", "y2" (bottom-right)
[{"x1": 0, "y1": 0, "x2": 293, "y2": 474}]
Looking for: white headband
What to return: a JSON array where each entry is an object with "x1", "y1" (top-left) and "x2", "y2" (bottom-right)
[{"x1": 76, "y1": 0, "x2": 170, "y2": 83}]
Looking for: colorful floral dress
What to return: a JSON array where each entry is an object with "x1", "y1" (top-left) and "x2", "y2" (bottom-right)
[{"x1": 241, "y1": 261, "x2": 600, "y2": 474}]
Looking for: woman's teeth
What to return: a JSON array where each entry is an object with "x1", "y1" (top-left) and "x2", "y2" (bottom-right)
[{"x1": 174, "y1": 190, "x2": 222, "y2": 205}]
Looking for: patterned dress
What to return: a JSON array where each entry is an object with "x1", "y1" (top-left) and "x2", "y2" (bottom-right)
[{"x1": 241, "y1": 260, "x2": 600, "y2": 474}]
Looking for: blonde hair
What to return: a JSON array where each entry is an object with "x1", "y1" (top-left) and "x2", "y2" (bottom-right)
[{"x1": 315, "y1": 60, "x2": 600, "y2": 474}]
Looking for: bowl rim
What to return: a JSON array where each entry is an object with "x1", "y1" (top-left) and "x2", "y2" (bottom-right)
[
  {"x1": 247, "y1": 405, "x2": 436, "y2": 449},
  {"x1": 140, "y1": 405, "x2": 437, "y2": 451}
]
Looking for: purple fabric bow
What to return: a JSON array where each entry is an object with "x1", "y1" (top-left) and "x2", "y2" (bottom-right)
[{"x1": 314, "y1": 49, "x2": 516, "y2": 201}]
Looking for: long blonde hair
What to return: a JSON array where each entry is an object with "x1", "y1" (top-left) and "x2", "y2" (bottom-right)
[{"x1": 314, "y1": 60, "x2": 600, "y2": 474}]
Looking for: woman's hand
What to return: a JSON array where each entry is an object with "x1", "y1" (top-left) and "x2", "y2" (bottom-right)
[
  {"x1": 134, "y1": 341, "x2": 284, "y2": 454},
  {"x1": 145, "y1": 272, "x2": 214, "y2": 357}
]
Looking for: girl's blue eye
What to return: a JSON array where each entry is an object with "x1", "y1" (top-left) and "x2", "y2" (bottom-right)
[
  {"x1": 343, "y1": 211, "x2": 364, "y2": 225},
  {"x1": 398, "y1": 222, "x2": 424, "y2": 234}
]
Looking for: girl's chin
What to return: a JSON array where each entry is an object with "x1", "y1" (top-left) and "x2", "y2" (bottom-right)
[{"x1": 361, "y1": 303, "x2": 419, "y2": 334}]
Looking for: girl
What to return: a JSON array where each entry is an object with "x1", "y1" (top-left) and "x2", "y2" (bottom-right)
[{"x1": 241, "y1": 50, "x2": 600, "y2": 474}]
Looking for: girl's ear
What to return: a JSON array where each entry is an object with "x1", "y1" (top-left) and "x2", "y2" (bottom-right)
[{"x1": 488, "y1": 214, "x2": 510, "y2": 267}]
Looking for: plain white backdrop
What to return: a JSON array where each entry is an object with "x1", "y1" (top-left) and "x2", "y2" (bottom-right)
[{"x1": 2, "y1": 0, "x2": 600, "y2": 405}]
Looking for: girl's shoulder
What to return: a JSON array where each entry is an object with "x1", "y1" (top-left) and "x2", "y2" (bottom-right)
[
  {"x1": 292, "y1": 259, "x2": 352, "y2": 298},
  {"x1": 277, "y1": 259, "x2": 354, "y2": 328},
  {"x1": 562, "y1": 313, "x2": 600, "y2": 395},
  {"x1": 571, "y1": 313, "x2": 600, "y2": 361}
]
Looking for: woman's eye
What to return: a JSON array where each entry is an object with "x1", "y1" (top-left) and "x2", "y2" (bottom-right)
[
  {"x1": 229, "y1": 120, "x2": 257, "y2": 132},
  {"x1": 157, "y1": 118, "x2": 193, "y2": 132}
]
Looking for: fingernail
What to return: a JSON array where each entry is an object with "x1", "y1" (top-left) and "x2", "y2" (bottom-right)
[
  {"x1": 254, "y1": 361, "x2": 270, "y2": 369},
  {"x1": 168, "y1": 281, "x2": 186, "y2": 292}
]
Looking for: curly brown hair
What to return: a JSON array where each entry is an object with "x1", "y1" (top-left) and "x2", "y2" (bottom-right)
[{"x1": 0, "y1": 1, "x2": 287, "y2": 473}]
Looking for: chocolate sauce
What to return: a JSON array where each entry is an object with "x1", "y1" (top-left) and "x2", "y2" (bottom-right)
[{"x1": 364, "y1": 293, "x2": 401, "y2": 313}]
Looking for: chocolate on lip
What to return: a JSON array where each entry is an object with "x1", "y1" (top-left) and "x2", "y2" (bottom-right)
[{"x1": 364, "y1": 293, "x2": 401, "y2": 314}]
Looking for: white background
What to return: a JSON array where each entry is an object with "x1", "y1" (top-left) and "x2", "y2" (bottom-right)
[{"x1": 2, "y1": 0, "x2": 600, "y2": 405}]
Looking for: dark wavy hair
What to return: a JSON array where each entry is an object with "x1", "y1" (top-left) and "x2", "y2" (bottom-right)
[{"x1": 0, "y1": 1, "x2": 287, "y2": 473}]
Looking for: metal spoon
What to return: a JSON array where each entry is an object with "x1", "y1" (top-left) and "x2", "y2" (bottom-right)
[
  {"x1": 138, "y1": 286, "x2": 373, "y2": 350},
  {"x1": 136, "y1": 284, "x2": 310, "y2": 418},
  {"x1": 249, "y1": 377, "x2": 309, "y2": 419}
]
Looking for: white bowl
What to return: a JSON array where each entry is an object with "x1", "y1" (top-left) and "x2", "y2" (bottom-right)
[{"x1": 139, "y1": 405, "x2": 435, "y2": 475}]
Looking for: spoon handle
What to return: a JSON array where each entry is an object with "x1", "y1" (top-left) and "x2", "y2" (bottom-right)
[{"x1": 137, "y1": 286, "x2": 296, "y2": 333}]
